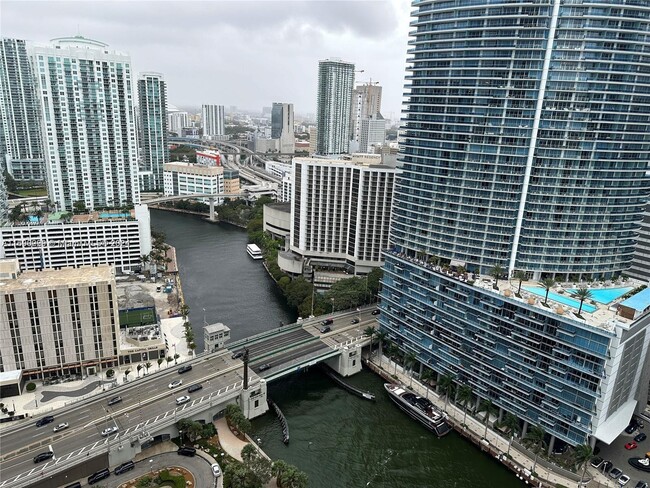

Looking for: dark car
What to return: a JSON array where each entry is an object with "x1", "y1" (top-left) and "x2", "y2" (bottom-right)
[
  {"x1": 177, "y1": 446, "x2": 196, "y2": 457},
  {"x1": 178, "y1": 365, "x2": 193, "y2": 374},
  {"x1": 350, "y1": 318, "x2": 360, "y2": 324},
  {"x1": 231, "y1": 351, "x2": 244, "y2": 360},
  {"x1": 33, "y1": 451, "x2": 54, "y2": 463},
  {"x1": 187, "y1": 383, "x2": 203, "y2": 393},
  {"x1": 610, "y1": 467, "x2": 623, "y2": 479},
  {"x1": 114, "y1": 461, "x2": 135, "y2": 475},
  {"x1": 258, "y1": 363, "x2": 271, "y2": 372},
  {"x1": 636, "y1": 433, "x2": 648, "y2": 443},
  {"x1": 635, "y1": 481, "x2": 648, "y2": 488},
  {"x1": 88, "y1": 468, "x2": 110, "y2": 485},
  {"x1": 626, "y1": 424, "x2": 637, "y2": 434},
  {"x1": 321, "y1": 318, "x2": 334, "y2": 326},
  {"x1": 371, "y1": 309, "x2": 380, "y2": 315},
  {"x1": 590, "y1": 456, "x2": 604, "y2": 468},
  {"x1": 107, "y1": 396, "x2": 122, "y2": 406},
  {"x1": 319, "y1": 325, "x2": 331, "y2": 333},
  {"x1": 35, "y1": 415, "x2": 55, "y2": 427},
  {"x1": 602, "y1": 460, "x2": 613, "y2": 473}
]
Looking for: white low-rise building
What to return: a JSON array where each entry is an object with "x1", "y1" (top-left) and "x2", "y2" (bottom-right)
[
  {"x1": 0, "y1": 205, "x2": 152, "y2": 272},
  {"x1": 163, "y1": 161, "x2": 225, "y2": 203}
]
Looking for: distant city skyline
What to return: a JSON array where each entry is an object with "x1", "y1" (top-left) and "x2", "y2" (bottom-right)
[{"x1": 1, "y1": 1, "x2": 410, "y2": 121}]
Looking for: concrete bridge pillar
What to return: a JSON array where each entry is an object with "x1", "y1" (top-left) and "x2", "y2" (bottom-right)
[
  {"x1": 108, "y1": 434, "x2": 145, "y2": 467},
  {"x1": 209, "y1": 197, "x2": 216, "y2": 221},
  {"x1": 240, "y1": 379, "x2": 269, "y2": 420},
  {"x1": 325, "y1": 344, "x2": 363, "y2": 377}
]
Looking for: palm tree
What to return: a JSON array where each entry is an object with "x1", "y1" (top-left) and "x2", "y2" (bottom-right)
[
  {"x1": 513, "y1": 270, "x2": 527, "y2": 296},
  {"x1": 375, "y1": 330, "x2": 388, "y2": 367},
  {"x1": 574, "y1": 443, "x2": 594, "y2": 486},
  {"x1": 524, "y1": 425, "x2": 547, "y2": 474},
  {"x1": 478, "y1": 399, "x2": 498, "y2": 439},
  {"x1": 420, "y1": 369, "x2": 435, "y2": 399},
  {"x1": 404, "y1": 352, "x2": 417, "y2": 387},
  {"x1": 271, "y1": 460, "x2": 290, "y2": 487},
  {"x1": 145, "y1": 361, "x2": 152, "y2": 375},
  {"x1": 166, "y1": 356, "x2": 174, "y2": 367},
  {"x1": 189, "y1": 342, "x2": 196, "y2": 356},
  {"x1": 574, "y1": 287, "x2": 593, "y2": 316},
  {"x1": 124, "y1": 369, "x2": 132, "y2": 382},
  {"x1": 438, "y1": 373, "x2": 456, "y2": 412},
  {"x1": 157, "y1": 357, "x2": 164, "y2": 370},
  {"x1": 136, "y1": 364, "x2": 143, "y2": 377},
  {"x1": 179, "y1": 303, "x2": 190, "y2": 320},
  {"x1": 387, "y1": 343, "x2": 400, "y2": 375},
  {"x1": 501, "y1": 413, "x2": 521, "y2": 458},
  {"x1": 490, "y1": 264, "x2": 504, "y2": 288},
  {"x1": 174, "y1": 353, "x2": 180, "y2": 365},
  {"x1": 457, "y1": 384, "x2": 473, "y2": 426},
  {"x1": 538, "y1": 277, "x2": 556, "y2": 306}
]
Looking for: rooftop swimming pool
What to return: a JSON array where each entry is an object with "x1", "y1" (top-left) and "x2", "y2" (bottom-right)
[
  {"x1": 523, "y1": 287, "x2": 597, "y2": 313},
  {"x1": 566, "y1": 287, "x2": 632, "y2": 305}
]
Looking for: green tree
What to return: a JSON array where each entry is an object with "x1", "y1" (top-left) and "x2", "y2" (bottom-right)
[
  {"x1": 136, "y1": 364, "x2": 143, "y2": 377},
  {"x1": 174, "y1": 353, "x2": 180, "y2": 365},
  {"x1": 513, "y1": 270, "x2": 527, "y2": 296},
  {"x1": 364, "y1": 326, "x2": 376, "y2": 347},
  {"x1": 404, "y1": 351, "x2": 418, "y2": 387},
  {"x1": 157, "y1": 358, "x2": 164, "y2": 369},
  {"x1": 240, "y1": 444, "x2": 272, "y2": 487},
  {"x1": 490, "y1": 264, "x2": 504, "y2": 289},
  {"x1": 366, "y1": 268, "x2": 383, "y2": 301},
  {"x1": 375, "y1": 330, "x2": 388, "y2": 367},
  {"x1": 478, "y1": 399, "x2": 497, "y2": 439},
  {"x1": 9, "y1": 204, "x2": 23, "y2": 223},
  {"x1": 272, "y1": 460, "x2": 290, "y2": 487},
  {"x1": 574, "y1": 443, "x2": 594, "y2": 485},
  {"x1": 284, "y1": 277, "x2": 312, "y2": 309},
  {"x1": 524, "y1": 425, "x2": 547, "y2": 474},
  {"x1": 438, "y1": 373, "x2": 455, "y2": 412},
  {"x1": 501, "y1": 413, "x2": 520, "y2": 458},
  {"x1": 538, "y1": 278, "x2": 556, "y2": 306},
  {"x1": 124, "y1": 369, "x2": 131, "y2": 381},
  {"x1": 573, "y1": 287, "x2": 593, "y2": 316},
  {"x1": 457, "y1": 384, "x2": 473, "y2": 426},
  {"x1": 387, "y1": 343, "x2": 400, "y2": 375},
  {"x1": 3, "y1": 171, "x2": 17, "y2": 193},
  {"x1": 420, "y1": 368, "x2": 434, "y2": 400},
  {"x1": 73, "y1": 200, "x2": 87, "y2": 214},
  {"x1": 325, "y1": 277, "x2": 368, "y2": 310},
  {"x1": 179, "y1": 303, "x2": 190, "y2": 320},
  {"x1": 145, "y1": 361, "x2": 152, "y2": 374},
  {"x1": 166, "y1": 356, "x2": 173, "y2": 367}
]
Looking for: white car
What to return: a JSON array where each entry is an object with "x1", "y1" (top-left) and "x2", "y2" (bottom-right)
[
  {"x1": 168, "y1": 379, "x2": 183, "y2": 389},
  {"x1": 101, "y1": 426, "x2": 118, "y2": 437},
  {"x1": 52, "y1": 422, "x2": 69, "y2": 432},
  {"x1": 211, "y1": 462, "x2": 221, "y2": 478},
  {"x1": 619, "y1": 475, "x2": 631, "y2": 486},
  {"x1": 175, "y1": 395, "x2": 191, "y2": 406}
]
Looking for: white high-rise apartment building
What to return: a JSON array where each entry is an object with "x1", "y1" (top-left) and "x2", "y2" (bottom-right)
[
  {"x1": 359, "y1": 116, "x2": 386, "y2": 153},
  {"x1": 137, "y1": 72, "x2": 168, "y2": 191},
  {"x1": 167, "y1": 110, "x2": 189, "y2": 135},
  {"x1": 0, "y1": 38, "x2": 46, "y2": 181},
  {"x1": 30, "y1": 36, "x2": 140, "y2": 211},
  {"x1": 202, "y1": 104, "x2": 225, "y2": 138},
  {"x1": 163, "y1": 161, "x2": 225, "y2": 204},
  {"x1": 271, "y1": 102, "x2": 295, "y2": 154},
  {"x1": 288, "y1": 155, "x2": 397, "y2": 273},
  {"x1": 316, "y1": 59, "x2": 355, "y2": 155},
  {"x1": 350, "y1": 82, "x2": 382, "y2": 147}
]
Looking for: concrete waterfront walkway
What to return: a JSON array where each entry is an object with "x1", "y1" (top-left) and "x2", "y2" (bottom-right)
[
  {"x1": 369, "y1": 354, "x2": 614, "y2": 488},
  {"x1": 215, "y1": 417, "x2": 248, "y2": 462}
]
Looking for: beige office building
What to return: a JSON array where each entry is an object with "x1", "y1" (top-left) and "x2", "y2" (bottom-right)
[{"x1": 0, "y1": 262, "x2": 120, "y2": 379}]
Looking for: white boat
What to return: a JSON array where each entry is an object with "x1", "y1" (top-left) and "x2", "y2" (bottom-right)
[
  {"x1": 247, "y1": 243, "x2": 263, "y2": 260},
  {"x1": 384, "y1": 383, "x2": 451, "y2": 437}
]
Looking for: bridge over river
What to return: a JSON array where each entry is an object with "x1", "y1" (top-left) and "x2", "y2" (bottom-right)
[{"x1": 0, "y1": 307, "x2": 378, "y2": 488}]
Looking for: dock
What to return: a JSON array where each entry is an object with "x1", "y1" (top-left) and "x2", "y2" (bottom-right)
[{"x1": 268, "y1": 398, "x2": 290, "y2": 444}]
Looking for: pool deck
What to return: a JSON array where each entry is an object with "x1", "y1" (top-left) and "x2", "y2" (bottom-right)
[{"x1": 473, "y1": 277, "x2": 644, "y2": 333}]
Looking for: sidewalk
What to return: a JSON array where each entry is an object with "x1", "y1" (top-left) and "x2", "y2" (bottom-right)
[
  {"x1": 370, "y1": 355, "x2": 601, "y2": 488},
  {"x1": 215, "y1": 417, "x2": 247, "y2": 462}
]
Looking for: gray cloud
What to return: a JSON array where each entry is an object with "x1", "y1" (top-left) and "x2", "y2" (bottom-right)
[{"x1": 2, "y1": 0, "x2": 409, "y2": 119}]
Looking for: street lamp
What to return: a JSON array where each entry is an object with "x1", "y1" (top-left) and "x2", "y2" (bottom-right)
[
  {"x1": 330, "y1": 298, "x2": 335, "y2": 316},
  {"x1": 149, "y1": 459, "x2": 153, "y2": 477}
]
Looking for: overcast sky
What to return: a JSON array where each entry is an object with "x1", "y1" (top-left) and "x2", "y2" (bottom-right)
[{"x1": 2, "y1": 0, "x2": 411, "y2": 121}]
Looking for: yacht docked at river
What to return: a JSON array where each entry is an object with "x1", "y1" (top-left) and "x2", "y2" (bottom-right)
[
  {"x1": 247, "y1": 243, "x2": 263, "y2": 260},
  {"x1": 384, "y1": 383, "x2": 452, "y2": 437}
]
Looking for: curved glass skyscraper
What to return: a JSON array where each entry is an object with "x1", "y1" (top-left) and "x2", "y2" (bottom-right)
[
  {"x1": 393, "y1": 0, "x2": 650, "y2": 279},
  {"x1": 380, "y1": 0, "x2": 650, "y2": 449}
]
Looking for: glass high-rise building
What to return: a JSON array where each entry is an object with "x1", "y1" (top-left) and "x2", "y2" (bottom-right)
[
  {"x1": 316, "y1": 58, "x2": 355, "y2": 156},
  {"x1": 30, "y1": 36, "x2": 140, "y2": 211},
  {"x1": 0, "y1": 38, "x2": 46, "y2": 182},
  {"x1": 380, "y1": 1, "x2": 650, "y2": 448},
  {"x1": 138, "y1": 72, "x2": 168, "y2": 192}
]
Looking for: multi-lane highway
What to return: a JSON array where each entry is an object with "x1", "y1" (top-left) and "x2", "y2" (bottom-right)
[{"x1": 0, "y1": 350, "x2": 243, "y2": 482}]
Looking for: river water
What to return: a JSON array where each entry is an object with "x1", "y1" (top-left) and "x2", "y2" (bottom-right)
[{"x1": 152, "y1": 210, "x2": 521, "y2": 487}]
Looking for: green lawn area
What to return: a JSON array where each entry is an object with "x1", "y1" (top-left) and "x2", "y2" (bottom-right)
[{"x1": 16, "y1": 187, "x2": 48, "y2": 197}]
